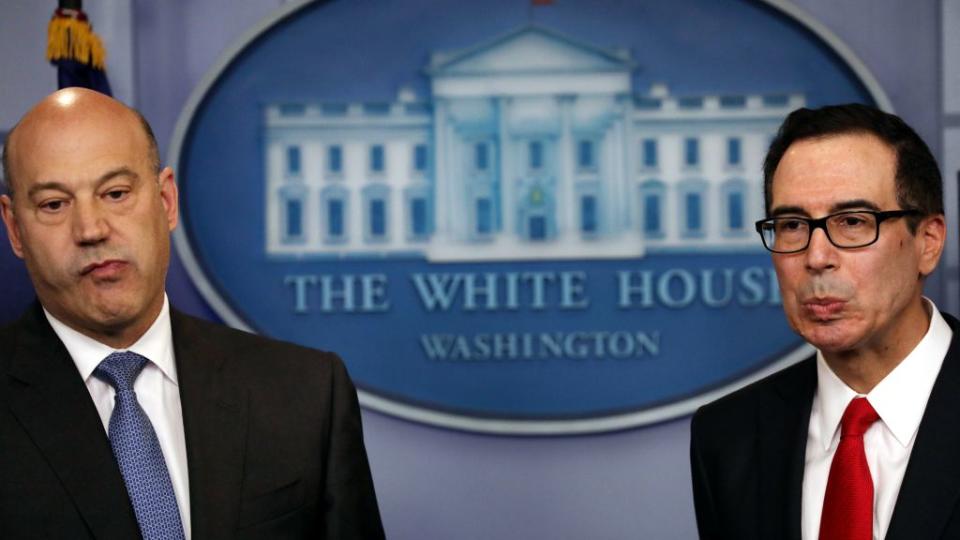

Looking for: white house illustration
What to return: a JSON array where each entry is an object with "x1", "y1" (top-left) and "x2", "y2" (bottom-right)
[{"x1": 263, "y1": 25, "x2": 803, "y2": 261}]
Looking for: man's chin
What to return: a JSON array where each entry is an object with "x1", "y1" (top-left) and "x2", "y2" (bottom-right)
[
  {"x1": 93, "y1": 303, "x2": 142, "y2": 327},
  {"x1": 800, "y1": 325, "x2": 863, "y2": 354},
  {"x1": 811, "y1": 342, "x2": 859, "y2": 355},
  {"x1": 74, "y1": 297, "x2": 143, "y2": 333}
]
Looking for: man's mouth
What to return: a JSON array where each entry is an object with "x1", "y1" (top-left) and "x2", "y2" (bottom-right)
[
  {"x1": 802, "y1": 297, "x2": 846, "y2": 320},
  {"x1": 81, "y1": 260, "x2": 128, "y2": 278}
]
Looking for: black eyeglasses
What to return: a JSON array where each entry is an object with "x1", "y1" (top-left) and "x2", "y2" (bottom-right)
[{"x1": 755, "y1": 209, "x2": 922, "y2": 254}]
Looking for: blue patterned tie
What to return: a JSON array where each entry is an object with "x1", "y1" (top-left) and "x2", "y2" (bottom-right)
[{"x1": 94, "y1": 352, "x2": 185, "y2": 540}]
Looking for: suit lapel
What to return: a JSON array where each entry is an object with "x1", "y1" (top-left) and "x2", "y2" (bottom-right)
[
  {"x1": 757, "y1": 357, "x2": 816, "y2": 540},
  {"x1": 172, "y1": 310, "x2": 248, "y2": 539},
  {"x1": 4, "y1": 303, "x2": 141, "y2": 538},
  {"x1": 886, "y1": 314, "x2": 960, "y2": 540}
]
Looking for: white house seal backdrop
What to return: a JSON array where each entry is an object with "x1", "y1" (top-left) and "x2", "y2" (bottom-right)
[{"x1": 171, "y1": 0, "x2": 889, "y2": 434}]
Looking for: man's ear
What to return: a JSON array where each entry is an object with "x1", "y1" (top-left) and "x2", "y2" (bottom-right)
[
  {"x1": 0, "y1": 194, "x2": 24, "y2": 259},
  {"x1": 916, "y1": 213, "x2": 946, "y2": 277},
  {"x1": 157, "y1": 166, "x2": 179, "y2": 232}
]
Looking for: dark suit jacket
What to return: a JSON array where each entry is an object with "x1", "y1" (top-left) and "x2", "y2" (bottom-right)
[
  {"x1": 691, "y1": 313, "x2": 960, "y2": 540},
  {"x1": 0, "y1": 303, "x2": 385, "y2": 539}
]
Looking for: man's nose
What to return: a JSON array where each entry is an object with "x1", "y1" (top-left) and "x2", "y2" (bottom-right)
[
  {"x1": 72, "y1": 198, "x2": 110, "y2": 245},
  {"x1": 804, "y1": 226, "x2": 837, "y2": 272}
]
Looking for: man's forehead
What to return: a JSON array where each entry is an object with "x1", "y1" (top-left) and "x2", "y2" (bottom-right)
[
  {"x1": 21, "y1": 108, "x2": 139, "y2": 144},
  {"x1": 12, "y1": 110, "x2": 147, "y2": 178},
  {"x1": 771, "y1": 132, "x2": 898, "y2": 211}
]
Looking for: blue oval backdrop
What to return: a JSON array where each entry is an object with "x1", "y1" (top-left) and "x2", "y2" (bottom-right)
[{"x1": 172, "y1": 0, "x2": 883, "y2": 434}]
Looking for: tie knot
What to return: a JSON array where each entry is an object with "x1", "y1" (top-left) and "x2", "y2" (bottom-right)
[
  {"x1": 94, "y1": 351, "x2": 149, "y2": 392},
  {"x1": 840, "y1": 397, "x2": 879, "y2": 438}
]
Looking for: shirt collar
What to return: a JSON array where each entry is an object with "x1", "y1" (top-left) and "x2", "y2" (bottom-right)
[
  {"x1": 814, "y1": 298, "x2": 952, "y2": 450},
  {"x1": 43, "y1": 295, "x2": 178, "y2": 385}
]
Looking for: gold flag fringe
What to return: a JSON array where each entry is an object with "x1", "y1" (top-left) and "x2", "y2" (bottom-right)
[{"x1": 46, "y1": 16, "x2": 106, "y2": 70}]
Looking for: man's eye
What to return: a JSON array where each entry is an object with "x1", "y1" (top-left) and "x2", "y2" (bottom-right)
[
  {"x1": 104, "y1": 189, "x2": 129, "y2": 201},
  {"x1": 777, "y1": 219, "x2": 804, "y2": 232},
  {"x1": 39, "y1": 200, "x2": 65, "y2": 212},
  {"x1": 839, "y1": 216, "x2": 868, "y2": 227}
]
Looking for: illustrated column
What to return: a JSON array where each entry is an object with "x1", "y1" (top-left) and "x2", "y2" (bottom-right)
[
  {"x1": 558, "y1": 94, "x2": 576, "y2": 240},
  {"x1": 497, "y1": 96, "x2": 514, "y2": 238},
  {"x1": 433, "y1": 98, "x2": 450, "y2": 241}
]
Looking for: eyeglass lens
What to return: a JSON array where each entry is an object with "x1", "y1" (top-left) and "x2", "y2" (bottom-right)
[{"x1": 763, "y1": 212, "x2": 878, "y2": 252}]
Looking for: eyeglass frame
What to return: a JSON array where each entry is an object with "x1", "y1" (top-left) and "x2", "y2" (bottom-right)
[{"x1": 754, "y1": 209, "x2": 923, "y2": 254}]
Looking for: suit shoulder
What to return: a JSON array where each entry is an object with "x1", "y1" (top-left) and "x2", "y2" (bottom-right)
[
  {"x1": 692, "y1": 356, "x2": 815, "y2": 434},
  {"x1": 0, "y1": 317, "x2": 20, "y2": 344},
  {"x1": 0, "y1": 318, "x2": 20, "y2": 364},
  {"x1": 0, "y1": 303, "x2": 49, "y2": 363},
  {"x1": 171, "y1": 310, "x2": 347, "y2": 377}
]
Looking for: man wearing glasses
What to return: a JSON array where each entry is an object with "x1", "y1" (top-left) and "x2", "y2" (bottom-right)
[{"x1": 690, "y1": 104, "x2": 954, "y2": 540}]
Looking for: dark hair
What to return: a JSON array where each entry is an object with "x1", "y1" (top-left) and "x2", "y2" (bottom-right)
[
  {"x1": 0, "y1": 128, "x2": 13, "y2": 195},
  {"x1": 763, "y1": 103, "x2": 943, "y2": 231},
  {"x1": 133, "y1": 108, "x2": 162, "y2": 176},
  {"x1": 0, "y1": 105, "x2": 160, "y2": 196}
]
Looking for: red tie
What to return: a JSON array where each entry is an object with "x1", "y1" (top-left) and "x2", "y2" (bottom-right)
[{"x1": 819, "y1": 397, "x2": 880, "y2": 540}]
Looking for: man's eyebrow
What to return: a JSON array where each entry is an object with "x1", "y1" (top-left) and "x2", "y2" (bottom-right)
[
  {"x1": 26, "y1": 181, "x2": 71, "y2": 198},
  {"x1": 25, "y1": 167, "x2": 140, "y2": 198},
  {"x1": 829, "y1": 199, "x2": 881, "y2": 213},
  {"x1": 769, "y1": 205, "x2": 808, "y2": 217},
  {"x1": 769, "y1": 199, "x2": 882, "y2": 218}
]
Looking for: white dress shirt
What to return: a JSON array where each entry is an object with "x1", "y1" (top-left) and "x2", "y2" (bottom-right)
[
  {"x1": 45, "y1": 295, "x2": 191, "y2": 539},
  {"x1": 801, "y1": 299, "x2": 953, "y2": 540}
]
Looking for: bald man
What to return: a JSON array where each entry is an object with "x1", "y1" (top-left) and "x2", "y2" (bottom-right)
[{"x1": 0, "y1": 88, "x2": 385, "y2": 539}]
